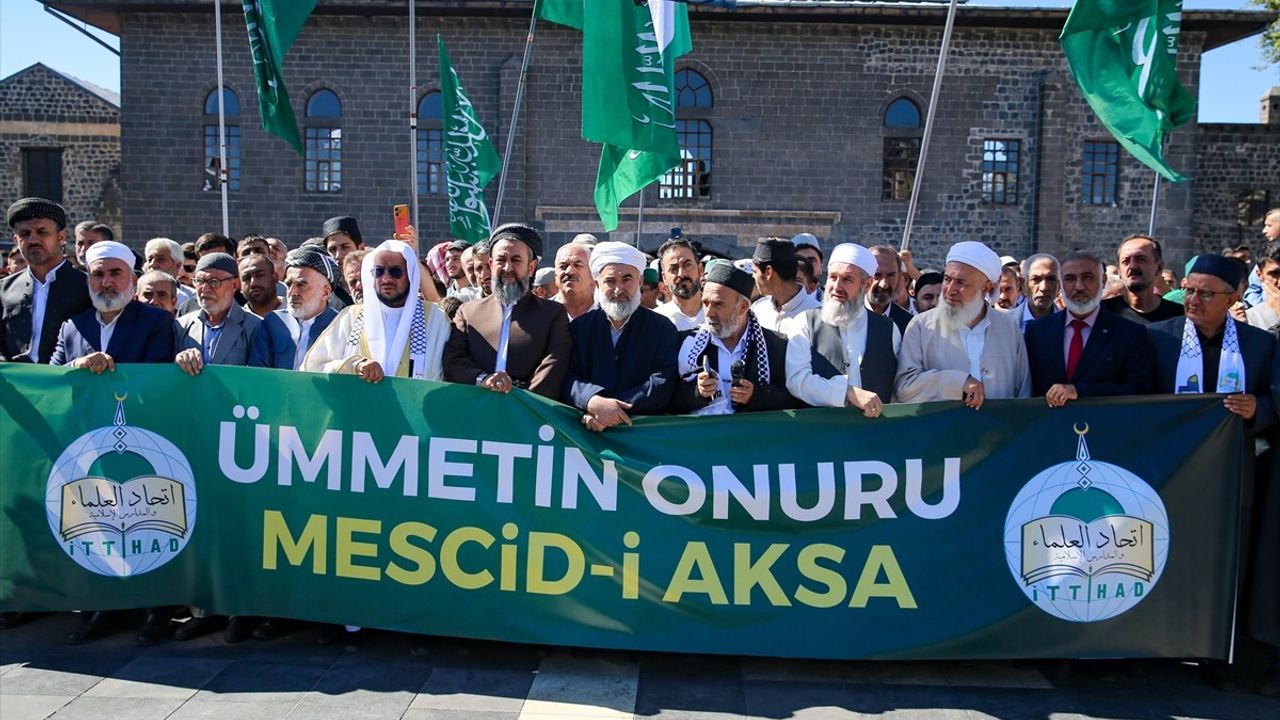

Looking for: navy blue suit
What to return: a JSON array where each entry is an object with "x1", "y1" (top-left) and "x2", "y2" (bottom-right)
[
  {"x1": 50, "y1": 301, "x2": 177, "y2": 365},
  {"x1": 1148, "y1": 316, "x2": 1278, "y2": 433},
  {"x1": 562, "y1": 306, "x2": 680, "y2": 414},
  {"x1": 248, "y1": 307, "x2": 338, "y2": 370},
  {"x1": 1024, "y1": 310, "x2": 1154, "y2": 397}
]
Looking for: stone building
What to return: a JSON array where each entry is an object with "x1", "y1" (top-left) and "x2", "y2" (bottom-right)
[
  {"x1": 45, "y1": 0, "x2": 1277, "y2": 267},
  {"x1": 1194, "y1": 87, "x2": 1280, "y2": 252},
  {"x1": 0, "y1": 62, "x2": 122, "y2": 236}
]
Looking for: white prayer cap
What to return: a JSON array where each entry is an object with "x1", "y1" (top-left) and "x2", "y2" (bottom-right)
[
  {"x1": 827, "y1": 243, "x2": 876, "y2": 279},
  {"x1": 999, "y1": 255, "x2": 1018, "y2": 268},
  {"x1": 733, "y1": 258, "x2": 754, "y2": 273},
  {"x1": 790, "y1": 233, "x2": 821, "y2": 251},
  {"x1": 946, "y1": 241, "x2": 1002, "y2": 283},
  {"x1": 85, "y1": 240, "x2": 136, "y2": 270},
  {"x1": 589, "y1": 241, "x2": 647, "y2": 276}
]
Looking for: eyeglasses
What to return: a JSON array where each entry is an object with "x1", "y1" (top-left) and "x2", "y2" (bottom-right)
[
  {"x1": 192, "y1": 274, "x2": 233, "y2": 289},
  {"x1": 372, "y1": 266, "x2": 405, "y2": 279},
  {"x1": 1184, "y1": 287, "x2": 1229, "y2": 302}
]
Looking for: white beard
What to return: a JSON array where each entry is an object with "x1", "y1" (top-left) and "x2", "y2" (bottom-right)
[
  {"x1": 288, "y1": 293, "x2": 326, "y2": 322},
  {"x1": 91, "y1": 282, "x2": 135, "y2": 314},
  {"x1": 595, "y1": 287, "x2": 640, "y2": 324},
  {"x1": 1062, "y1": 284, "x2": 1105, "y2": 317},
  {"x1": 939, "y1": 295, "x2": 986, "y2": 332},
  {"x1": 820, "y1": 297, "x2": 863, "y2": 329}
]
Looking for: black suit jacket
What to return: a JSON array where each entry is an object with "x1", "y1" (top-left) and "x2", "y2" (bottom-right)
[
  {"x1": 1148, "y1": 316, "x2": 1278, "y2": 433},
  {"x1": 671, "y1": 326, "x2": 800, "y2": 413},
  {"x1": 0, "y1": 263, "x2": 91, "y2": 362},
  {"x1": 50, "y1": 301, "x2": 177, "y2": 365},
  {"x1": 562, "y1": 307, "x2": 680, "y2": 414},
  {"x1": 1024, "y1": 310, "x2": 1154, "y2": 397}
]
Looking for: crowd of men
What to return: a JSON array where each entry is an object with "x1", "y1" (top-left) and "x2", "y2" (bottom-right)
[{"x1": 2, "y1": 196, "x2": 1279, "y2": 694}]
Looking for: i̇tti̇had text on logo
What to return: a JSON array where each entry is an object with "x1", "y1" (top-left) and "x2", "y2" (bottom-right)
[
  {"x1": 1003, "y1": 424, "x2": 1170, "y2": 622},
  {"x1": 44, "y1": 393, "x2": 197, "y2": 577}
]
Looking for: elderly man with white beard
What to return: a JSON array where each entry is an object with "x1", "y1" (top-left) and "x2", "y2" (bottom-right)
[
  {"x1": 672, "y1": 262, "x2": 799, "y2": 414},
  {"x1": 894, "y1": 241, "x2": 1030, "y2": 407},
  {"x1": 249, "y1": 248, "x2": 341, "y2": 370},
  {"x1": 785, "y1": 243, "x2": 900, "y2": 417},
  {"x1": 302, "y1": 239, "x2": 451, "y2": 381},
  {"x1": 1024, "y1": 251, "x2": 1153, "y2": 406},
  {"x1": 562, "y1": 241, "x2": 680, "y2": 431},
  {"x1": 51, "y1": 241, "x2": 176, "y2": 369}
]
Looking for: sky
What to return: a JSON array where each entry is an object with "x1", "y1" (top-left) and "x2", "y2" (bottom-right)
[{"x1": 0, "y1": 0, "x2": 1276, "y2": 123}]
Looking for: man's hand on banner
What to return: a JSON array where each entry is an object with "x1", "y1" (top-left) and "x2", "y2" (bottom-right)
[
  {"x1": 175, "y1": 348, "x2": 205, "y2": 376},
  {"x1": 71, "y1": 351, "x2": 116, "y2": 375}
]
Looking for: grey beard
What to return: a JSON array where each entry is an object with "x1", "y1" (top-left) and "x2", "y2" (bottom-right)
[
  {"x1": 494, "y1": 275, "x2": 530, "y2": 307},
  {"x1": 288, "y1": 294, "x2": 326, "y2": 321},
  {"x1": 709, "y1": 312, "x2": 744, "y2": 340},
  {"x1": 670, "y1": 280, "x2": 697, "y2": 300},
  {"x1": 820, "y1": 297, "x2": 863, "y2": 329},
  {"x1": 91, "y1": 284, "x2": 134, "y2": 314},
  {"x1": 1062, "y1": 285, "x2": 1105, "y2": 317},
  {"x1": 939, "y1": 295, "x2": 985, "y2": 332},
  {"x1": 596, "y1": 287, "x2": 641, "y2": 324}
]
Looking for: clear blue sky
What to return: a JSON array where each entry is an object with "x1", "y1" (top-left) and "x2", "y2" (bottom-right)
[{"x1": 0, "y1": 0, "x2": 1275, "y2": 122}]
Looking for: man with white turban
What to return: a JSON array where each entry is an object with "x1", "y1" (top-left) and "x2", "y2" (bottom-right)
[
  {"x1": 250, "y1": 247, "x2": 341, "y2": 370},
  {"x1": 785, "y1": 243, "x2": 900, "y2": 416},
  {"x1": 894, "y1": 241, "x2": 1030, "y2": 407},
  {"x1": 562, "y1": 241, "x2": 681, "y2": 431},
  {"x1": 302, "y1": 239, "x2": 451, "y2": 381}
]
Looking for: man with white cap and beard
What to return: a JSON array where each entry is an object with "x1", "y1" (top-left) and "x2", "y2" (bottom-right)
[
  {"x1": 785, "y1": 243, "x2": 900, "y2": 417},
  {"x1": 51, "y1": 240, "x2": 176, "y2": 369},
  {"x1": 303, "y1": 239, "x2": 451, "y2": 381},
  {"x1": 250, "y1": 247, "x2": 341, "y2": 370},
  {"x1": 562, "y1": 241, "x2": 680, "y2": 431},
  {"x1": 672, "y1": 262, "x2": 799, "y2": 414},
  {"x1": 895, "y1": 240, "x2": 1030, "y2": 406}
]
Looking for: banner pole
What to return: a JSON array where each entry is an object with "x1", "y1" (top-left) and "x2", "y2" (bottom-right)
[
  {"x1": 409, "y1": 0, "x2": 420, "y2": 233},
  {"x1": 492, "y1": 11, "x2": 539, "y2": 227},
  {"x1": 899, "y1": 0, "x2": 959, "y2": 253},
  {"x1": 1148, "y1": 172, "x2": 1161, "y2": 238},
  {"x1": 214, "y1": 0, "x2": 230, "y2": 237}
]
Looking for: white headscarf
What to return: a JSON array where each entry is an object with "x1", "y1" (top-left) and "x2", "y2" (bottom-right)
[{"x1": 361, "y1": 240, "x2": 421, "y2": 373}]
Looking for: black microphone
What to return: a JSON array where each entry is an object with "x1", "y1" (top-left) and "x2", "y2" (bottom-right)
[{"x1": 730, "y1": 360, "x2": 745, "y2": 388}]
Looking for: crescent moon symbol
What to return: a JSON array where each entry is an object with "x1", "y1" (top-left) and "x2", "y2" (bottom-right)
[{"x1": 1073, "y1": 422, "x2": 1089, "y2": 436}]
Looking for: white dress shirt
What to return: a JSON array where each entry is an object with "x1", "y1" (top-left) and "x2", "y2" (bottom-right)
[
  {"x1": 656, "y1": 301, "x2": 705, "y2": 332},
  {"x1": 751, "y1": 286, "x2": 820, "y2": 333},
  {"x1": 293, "y1": 317, "x2": 316, "y2": 370},
  {"x1": 960, "y1": 315, "x2": 991, "y2": 381},
  {"x1": 30, "y1": 260, "x2": 65, "y2": 363},
  {"x1": 785, "y1": 312, "x2": 902, "y2": 408},
  {"x1": 96, "y1": 309, "x2": 121, "y2": 354}
]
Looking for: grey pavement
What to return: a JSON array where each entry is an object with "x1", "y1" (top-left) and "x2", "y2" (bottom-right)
[{"x1": 1, "y1": 613, "x2": 1277, "y2": 720}]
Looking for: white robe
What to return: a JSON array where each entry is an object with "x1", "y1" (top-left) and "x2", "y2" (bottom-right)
[
  {"x1": 301, "y1": 302, "x2": 451, "y2": 380},
  {"x1": 893, "y1": 305, "x2": 1030, "y2": 403}
]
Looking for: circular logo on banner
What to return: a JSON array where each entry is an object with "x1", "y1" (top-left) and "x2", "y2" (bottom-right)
[
  {"x1": 45, "y1": 394, "x2": 197, "y2": 577},
  {"x1": 1003, "y1": 424, "x2": 1170, "y2": 622}
]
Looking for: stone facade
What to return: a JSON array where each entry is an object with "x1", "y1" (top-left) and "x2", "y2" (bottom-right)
[
  {"x1": 47, "y1": 1, "x2": 1277, "y2": 267},
  {"x1": 0, "y1": 63, "x2": 121, "y2": 235},
  {"x1": 1193, "y1": 123, "x2": 1280, "y2": 249}
]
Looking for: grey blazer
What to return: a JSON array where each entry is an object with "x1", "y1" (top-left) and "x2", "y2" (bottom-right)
[{"x1": 178, "y1": 303, "x2": 262, "y2": 366}]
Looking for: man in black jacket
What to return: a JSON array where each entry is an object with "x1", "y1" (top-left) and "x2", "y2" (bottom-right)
[{"x1": 0, "y1": 198, "x2": 90, "y2": 363}]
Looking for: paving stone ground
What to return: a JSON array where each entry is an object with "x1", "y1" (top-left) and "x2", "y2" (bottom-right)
[{"x1": 1, "y1": 613, "x2": 1277, "y2": 720}]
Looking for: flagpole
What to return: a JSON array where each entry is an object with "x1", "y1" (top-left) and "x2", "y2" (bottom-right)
[
  {"x1": 635, "y1": 189, "x2": 645, "y2": 247},
  {"x1": 214, "y1": 0, "x2": 230, "y2": 237},
  {"x1": 409, "y1": 0, "x2": 420, "y2": 233},
  {"x1": 899, "y1": 0, "x2": 959, "y2": 253},
  {"x1": 493, "y1": 11, "x2": 539, "y2": 226},
  {"x1": 1148, "y1": 172, "x2": 1161, "y2": 237}
]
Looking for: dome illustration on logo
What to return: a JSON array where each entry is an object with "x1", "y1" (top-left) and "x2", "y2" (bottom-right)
[
  {"x1": 44, "y1": 394, "x2": 197, "y2": 577},
  {"x1": 1003, "y1": 424, "x2": 1170, "y2": 622}
]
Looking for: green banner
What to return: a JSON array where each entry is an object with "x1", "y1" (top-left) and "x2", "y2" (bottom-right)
[
  {"x1": 438, "y1": 35, "x2": 501, "y2": 243},
  {"x1": 0, "y1": 365, "x2": 1241, "y2": 660}
]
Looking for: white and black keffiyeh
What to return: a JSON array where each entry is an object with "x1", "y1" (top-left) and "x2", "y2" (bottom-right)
[
  {"x1": 684, "y1": 310, "x2": 772, "y2": 385},
  {"x1": 1174, "y1": 315, "x2": 1245, "y2": 394}
]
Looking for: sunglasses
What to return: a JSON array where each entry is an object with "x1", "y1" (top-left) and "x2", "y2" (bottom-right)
[{"x1": 373, "y1": 266, "x2": 405, "y2": 279}]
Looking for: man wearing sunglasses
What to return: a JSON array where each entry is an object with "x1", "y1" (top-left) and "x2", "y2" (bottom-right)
[{"x1": 302, "y1": 239, "x2": 451, "y2": 381}]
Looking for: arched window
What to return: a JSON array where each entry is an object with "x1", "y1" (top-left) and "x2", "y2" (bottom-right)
[
  {"x1": 661, "y1": 69, "x2": 713, "y2": 200},
  {"x1": 305, "y1": 89, "x2": 342, "y2": 192},
  {"x1": 882, "y1": 97, "x2": 922, "y2": 201},
  {"x1": 202, "y1": 87, "x2": 241, "y2": 191},
  {"x1": 417, "y1": 92, "x2": 444, "y2": 195}
]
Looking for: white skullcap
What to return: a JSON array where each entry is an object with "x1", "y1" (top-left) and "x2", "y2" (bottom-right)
[
  {"x1": 790, "y1": 232, "x2": 820, "y2": 250},
  {"x1": 85, "y1": 240, "x2": 136, "y2": 269},
  {"x1": 589, "y1": 241, "x2": 647, "y2": 276},
  {"x1": 946, "y1": 241, "x2": 1002, "y2": 283},
  {"x1": 999, "y1": 255, "x2": 1018, "y2": 267},
  {"x1": 733, "y1": 258, "x2": 754, "y2": 273},
  {"x1": 827, "y1": 243, "x2": 877, "y2": 279}
]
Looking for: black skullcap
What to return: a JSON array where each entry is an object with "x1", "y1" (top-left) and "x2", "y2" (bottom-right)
[
  {"x1": 195, "y1": 252, "x2": 239, "y2": 277},
  {"x1": 489, "y1": 223, "x2": 543, "y2": 259},
  {"x1": 753, "y1": 238, "x2": 796, "y2": 264},
  {"x1": 915, "y1": 271, "x2": 943, "y2": 292},
  {"x1": 322, "y1": 216, "x2": 363, "y2": 245},
  {"x1": 704, "y1": 261, "x2": 756, "y2": 300},
  {"x1": 286, "y1": 247, "x2": 339, "y2": 287},
  {"x1": 1189, "y1": 254, "x2": 1247, "y2": 290},
  {"x1": 447, "y1": 239, "x2": 470, "y2": 252},
  {"x1": 7, "y1": 197, "x2": 67, "y2": 230}
]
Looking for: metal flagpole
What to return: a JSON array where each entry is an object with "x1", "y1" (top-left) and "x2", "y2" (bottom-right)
[
  {"x1": 635, "y1": 189, "x2": 645, "y2": 247},
  {"x1": 899, "y1": 0, "x2": 959, "y2": 253},
  {"x1": 214, "y1": 0, "x2": 230, "y2": 236},
  {"x1": 1148, "y1": 172, "x2": 1161, "y2": 237},
  {"x1": 409, "y1": 0, "x2": 420, "y2": 231},
  {"x1": 492, "y1": 11, "x2": 539, "y2": 226}
]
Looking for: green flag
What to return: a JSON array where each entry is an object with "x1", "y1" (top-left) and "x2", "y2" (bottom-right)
[
  {"x1": 241, "y1": 0, "x2": 316, "y2": 154},
  {"x1": 439, "y1": 36, "x2": 503, "y2": 243},
  {"x1": 534, "y1": 0, "x2": 583, "y2": 30},
  {"x1": 1060, "y1": 0, "x2": 1195, "y2": 182},
  {"x1": 584, "y1": 1, "x2": 692, "y2": 230}
]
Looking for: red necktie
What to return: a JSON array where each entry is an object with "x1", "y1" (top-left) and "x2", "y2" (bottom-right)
[{"x1": 1066, "y1": 319, "x2": 1087, "y2": 379}]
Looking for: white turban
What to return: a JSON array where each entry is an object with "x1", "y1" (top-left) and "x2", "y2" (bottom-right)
[
  {"x1": 946, "y1": 241, "x2": 1002, "y2": 284},
  {"x1": 85, "y1": 240, "x2": 136, "y2": 270},
  {"x1": 589, "y1": 241, "x2": 647, "y2": 277},
  {"x1": 827, "y1": 243, "x2": 877, "y2": 279}
]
